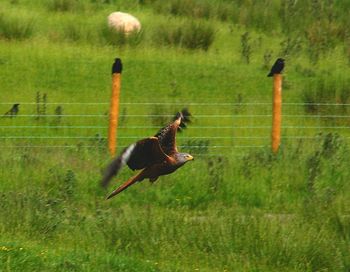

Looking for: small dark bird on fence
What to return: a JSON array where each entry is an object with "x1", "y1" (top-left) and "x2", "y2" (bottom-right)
[
  {"x1": 267, "y1": 58, "x2": 285, "y2": 77},
  {"x1": 101, "y1": 108, "x2": 194, "y2": 199},
  {"x1": 2, "y1": 104, "x2": 20, "y2": 118}
]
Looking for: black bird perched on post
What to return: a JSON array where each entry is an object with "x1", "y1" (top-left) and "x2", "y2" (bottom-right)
[
  {"x1": 101, "y1": 108, "x2": 194, "y2": 199},
  {"x1": 2, "y1": 104, "x2": 20, "y2": 118},
  {"x1": 267, "y1": 58, "x2": 285, "y2": 77}
]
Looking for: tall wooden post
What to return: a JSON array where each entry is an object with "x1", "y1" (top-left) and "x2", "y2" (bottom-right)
[
  {"x1": 271, "y1": 74, "x2": 282, "y2": 153},
  {"x1": 108, "y1": 58, "x2": 122, "y2": 157}
]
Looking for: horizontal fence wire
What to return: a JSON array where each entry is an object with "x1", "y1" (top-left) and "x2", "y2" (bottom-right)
[
  {"x1": 0, "y1": 146, "x2": 266, "y2": 153},
  {"x1": 1, "y1": 101, "x2": 349, "y2": 152},
  {"x1": 0, "y1": 145, "x2": 264, "y2": 148},
  {"x1": 0, "y1": 126, "x2": 107, "y2": 129},
  {"x1": 3, "y1": 114, "x2": 350, "y2": 118},
  {"x1": 2, "y1": 102, "x2": 350, "y2": 106},
  {"x1": 1, "y1": 125, "x2": 349, "y2": 129},
  {"x1": 1, "y1": 136, "x2": 350, "y2": 140},
  {"x1": 0, "y1": 145, "x2": 245, "y2": 157}
]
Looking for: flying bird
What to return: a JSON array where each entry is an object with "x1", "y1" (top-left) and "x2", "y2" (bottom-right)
[
  {"x1": 101, "y1": 109, "x2": 194, "y2": 199},
  {"x1": 3, "y1": 104, "x2": 20, "y2": 118},
  {"x1": 267, "y1": 58, "x2": 285, "y2": 77}
]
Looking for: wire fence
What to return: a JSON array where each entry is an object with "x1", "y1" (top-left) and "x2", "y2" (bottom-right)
[
  {"x1": 2, "y1": 102, "x2": 350, "y2": 106},
  {"x1": 1, "y1": 101, "x2": 350, "y2": 155},
  {"x1": 4, "y1": 114, "x2": 350, "y2": 119}
]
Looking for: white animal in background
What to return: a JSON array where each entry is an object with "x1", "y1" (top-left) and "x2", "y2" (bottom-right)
[{"x1": 107, "y1": 12, "x2": 141, "y2": 34}]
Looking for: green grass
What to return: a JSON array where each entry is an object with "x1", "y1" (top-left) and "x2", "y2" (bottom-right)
[
  {"x1": 0, "y1": 0, "x2": 350, "y2": 271},
  {"x1": 0, "y1": 11, "x2": 35, "y2": 40}
]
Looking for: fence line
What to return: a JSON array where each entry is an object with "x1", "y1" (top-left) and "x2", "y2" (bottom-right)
[
  {"x1": 5, "y1": 114, "x2": 350, "y2": 119},
  {"x1": 1, "y1": 146, "x2": 265, "y2": 149},
  {"x1": 0, "y1": 125, "x2": 107, "y2": 129},
  {"x1": 0, "y1": 136, "x2": 350, "y2": 141},
  {"x1": 1, "y1": 102, "x2": 349, "y2": 151},
  {"x1": 2, "y1": 102, "x2": 350, "y2": 106},
  {"x1": 1, "y1": 125, "x2": 349, "y2": 129},
  {"x1": 0, "y1": 146, "x2": 246, "y2": 157},
  {"x1": 0, "y1": 136, "x2": 267, "y2": 139},
  {"x1": 10, "y1": 114, "x2": 108, "y2": 117},
  {"x1": 0, "y1": 135, "x2": 348, "y2": 140},
  {"x1": 0, "y1": 145, "x2": 265, "y2": 149}
]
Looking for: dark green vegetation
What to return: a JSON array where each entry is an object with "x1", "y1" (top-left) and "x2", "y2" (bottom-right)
[{"x1": 1, "y1": 0, "x2": 350, "y2": 271}]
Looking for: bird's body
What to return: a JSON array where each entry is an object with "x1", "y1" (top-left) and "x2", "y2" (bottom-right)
[
  {"x1": 101, "y1": 110, "x2": 193, "y2": 199},
  {"x1": 3, "y1": 104, "x2": 19, "y2": 118},
  {"x1": 267, "y1": 58, "x2": 285, "y2": 77}
]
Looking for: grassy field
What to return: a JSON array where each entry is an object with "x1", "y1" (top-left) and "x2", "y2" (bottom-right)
[{"x1": 1, "y1": 0, "x2": 350, "y2": 271}]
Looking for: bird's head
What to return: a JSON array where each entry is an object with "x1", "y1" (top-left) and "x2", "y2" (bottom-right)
[
  {"x1": 14, "y1": 104, "x2": 20, "y2": 107},
  {"x1": 277, "y1": 58, "x2": 285, "y2": 63},
  {"x1": 174, "y1": 152, "x2": 194, "y2": 166}
]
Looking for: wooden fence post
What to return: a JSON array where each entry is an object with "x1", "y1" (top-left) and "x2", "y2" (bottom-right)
[
  {"x1": 108, "y1": 58, "x2": 122, "y2": 157},
  {"x1": 271, "y1": 73, "x2": 282, "y2": 153}
]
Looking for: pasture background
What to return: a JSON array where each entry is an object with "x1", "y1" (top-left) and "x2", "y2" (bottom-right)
[{"x1": 1, "y1": 0, "x2": 350, "y2": 271}]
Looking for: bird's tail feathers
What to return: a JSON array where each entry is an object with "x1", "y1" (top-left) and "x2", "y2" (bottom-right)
[
  {"x1": 106, "y1": 174, "x2": 140, "y2": 199},
  {"x1": 2, "y1": 111, "x2": 11, "y2": 118},
  {"x1": 100, "y1": 143, "x2": 136, "y2": 188}
]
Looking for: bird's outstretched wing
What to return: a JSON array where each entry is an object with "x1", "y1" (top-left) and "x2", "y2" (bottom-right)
[
  {"x1": 155, "y1": 108, "x2": 191, "y2": 156},
  {"x1": 101, "y1": 137, "x2": 168, "y2": 188},
  {"x1": 154, "y1": 116, "x2": 181, "y2": 156},
  {"x1": 126, "y1": 137, "x2": 169, "y2": 170},
  {"x1": 173, "y1": 108, "x2": 191, "y2": 130}
]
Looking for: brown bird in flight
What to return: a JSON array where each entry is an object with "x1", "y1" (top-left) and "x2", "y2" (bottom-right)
[{"x1": 101, "y1": 109, "x2": 194, "y2": 199}]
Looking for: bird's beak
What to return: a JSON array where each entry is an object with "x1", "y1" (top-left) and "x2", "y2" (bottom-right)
[{"x1": 187, "y1": 155, "x2": 194, "y2": 161}]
